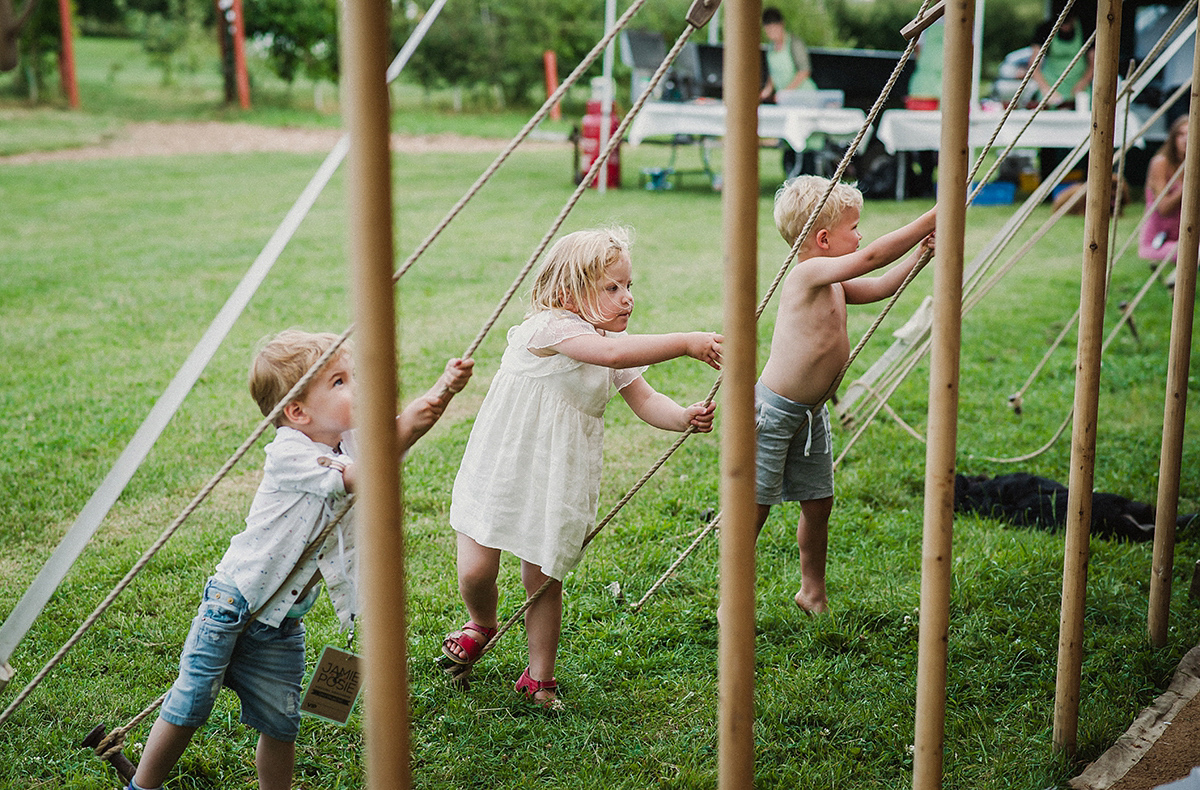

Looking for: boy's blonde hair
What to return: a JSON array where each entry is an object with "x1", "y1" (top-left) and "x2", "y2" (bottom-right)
[
  {"x1": 773, "y1": 175, "x2": 863, "y2": 247},
  {"x1": 530, "y1": 226, "x2": 633, "y2": 325},
  {"x1": 249, "y1": 330, "x2": 350, "y2": 426}
]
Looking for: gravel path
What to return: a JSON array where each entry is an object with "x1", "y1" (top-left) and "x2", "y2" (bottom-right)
[{"x1": 0, "y1": 120, "x2": 565, "y2": 164}]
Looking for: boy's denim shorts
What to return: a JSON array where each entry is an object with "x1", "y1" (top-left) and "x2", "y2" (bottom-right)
[
  {"x1": 159, "y1": 576, "x2": 306, "y2": 742},
  {"x1": 755, "y1": 381, "x2": 835, "y2": 505}
]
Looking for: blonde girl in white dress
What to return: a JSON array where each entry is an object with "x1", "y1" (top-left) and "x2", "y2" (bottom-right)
[{"x1": 443, "y1": 227, "x2": 723, "y2": 708}]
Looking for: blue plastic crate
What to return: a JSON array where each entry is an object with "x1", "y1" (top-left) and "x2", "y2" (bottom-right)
[{"x1": 971, "y1": 181, "x2": 1016, "y2": 205}]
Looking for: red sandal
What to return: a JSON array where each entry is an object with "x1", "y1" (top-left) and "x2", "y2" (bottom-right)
[
  {"x1": 514, "y1": 666, "x2": 564, "y2": 712},
  {"x1": 441, "y1": 621, "x2": 497, "y2": 666}
]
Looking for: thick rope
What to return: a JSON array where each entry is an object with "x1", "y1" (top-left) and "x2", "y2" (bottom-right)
[
  {"x1": 95, "y1": 495, "x2": 358, "y2": 758},
  {"x1": 837, "y1": 72, "x2": 1192, "y2": 448},
  {"x1": 391, "y1": 0, "x2": 651, "y2": 286},
  {"x1": 629, "y1": 514, "x2": 721, "y2": 612},
  {"x1": 459, "y1": 23, "x2": 700, "y2": 363},
  {"x1": 969, "y1": 408, "x2": 1075, "y2": 464},
  {"x1": 0, "y1": 335, "x2": 352, "y2": 728}
]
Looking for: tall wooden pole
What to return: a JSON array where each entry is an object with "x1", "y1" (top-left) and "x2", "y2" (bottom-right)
[
  {"x1": 230, "y1": 0, "x2": 251, "y2": 109},
  {"x1": 1147, "y1": 31, "x2": 1200, "y2": 648},
  {"x1": 56, "y1": 0, "x2": 79, "y2": 108},
  {"x1": 718, "y1": 0, "x2": 760, "y2": 786},
  {"x1": 1053, "y1": 0, "x2": 1123, "y2": 755},
  {"x1": 911, "y1": 2, "x2": 972, "y2": 789},
  {"x1": 340, "y1": 0, "x2": 407, "y2": 787}
]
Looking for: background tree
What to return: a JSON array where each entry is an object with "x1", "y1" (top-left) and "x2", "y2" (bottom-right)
[
  {"x1": 393, "y1": 0, "x2": 608, "y2": 107},
  {"x1": 1, "y1": 0, "x2": 39, "y2": 71},
  {"x1": 826, "y1": 0, "x2": 1041, "y2": 72},
  {"x1": 243, "y1": 0, "x2": 337, "y2": 87},
  {"x1": 12, "y1": 0, "x2": 58, "y2": 98}
]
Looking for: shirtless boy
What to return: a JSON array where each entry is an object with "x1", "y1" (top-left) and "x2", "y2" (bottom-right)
[{"x1": 756, "y1": 175, "x2": 936, "y2": 613}]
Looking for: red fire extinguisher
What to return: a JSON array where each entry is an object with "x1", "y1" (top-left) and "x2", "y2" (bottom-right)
[{"x1": 581, "y1": 98, "x2": 621, "y2": 189}]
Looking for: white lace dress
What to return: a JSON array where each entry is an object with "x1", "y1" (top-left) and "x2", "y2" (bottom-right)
[{"x1": 450, "y1": 309, "x2": 646, "y2": 580}]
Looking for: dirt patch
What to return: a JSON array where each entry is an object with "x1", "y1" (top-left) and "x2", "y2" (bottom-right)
[
  {"x1": 1071, "y1": 644, "x2": 1200, "y2": 790},
  {"x1": 1111, "y1": 692, "x2": 1200, "y2": 790},
  {"x1": 0, "y1": 120, "x2": 566, "y2": 164}
]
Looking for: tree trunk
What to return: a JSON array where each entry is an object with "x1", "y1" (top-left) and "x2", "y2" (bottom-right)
[{"x1": 1, "y1": 0, "x2": 39, "y2": 72}]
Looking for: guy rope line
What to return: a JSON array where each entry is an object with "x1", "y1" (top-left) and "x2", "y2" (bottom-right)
[
  {"x1": 1, "y1": 0, "x2": 664, "y2": 725},
  {"x1": 0, "y1": 334, "x2": 351, "y2": 727},
  {"x1": 850, "y1": 90, "x2": 1188, "y2": 466},
  {"x1": 390, "y1": 0, "x2": 654, "y2": 287},
  {"x1": 91, "y1": 494, "x2": 358, "y2": 763},
  {"x1": 835, "y1": 57, "x2": 1195, "y2": 452},
  {"x1": 1004, "y1": 160, "x2": 1185, "y2": 414}
]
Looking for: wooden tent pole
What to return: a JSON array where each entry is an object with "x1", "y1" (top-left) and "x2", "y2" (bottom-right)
[
  {"x1": 1148, "y1": 29, "x2": 1200, "y2": 648},
  {"x1": 340, "y1": 0, "x2": 408, "y2": 786},
  {"x1": 56, "y1": 0, "x2": 79, "y2": 108},
  {"x1": 718, "y1": 0, "x2": 760, "y2": 786},
  {"x1": 911, "y1": 2, "x2": 972, "y2": 789},
  {"x1": 1053, "y1": 0, "x2": 1123, "y2": 756},
  {"x1": 230, "y1": 0, "x2": 251, "y2": 109}
]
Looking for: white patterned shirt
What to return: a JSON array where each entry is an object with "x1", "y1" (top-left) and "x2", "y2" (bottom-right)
[{"x1": 215, "y1": 426, "x2": 357, "y2": 629}]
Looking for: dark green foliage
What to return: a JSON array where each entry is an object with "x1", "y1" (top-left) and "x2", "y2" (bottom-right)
[
  {"x1": 393, "y1": 0, "x2": 609, "y2": 106},
  {"x1": 243, "y1": 0, "x2": 337, "y2": 84}
]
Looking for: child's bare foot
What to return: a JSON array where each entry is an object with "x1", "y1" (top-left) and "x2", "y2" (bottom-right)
[{"x1": 794, "y1": 589, "x2": 828, "y2": 615}]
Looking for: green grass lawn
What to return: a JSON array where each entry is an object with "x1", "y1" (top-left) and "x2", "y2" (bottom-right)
[{"x1": 2, "y1": 106, "x2": 1200, "y2": 789}]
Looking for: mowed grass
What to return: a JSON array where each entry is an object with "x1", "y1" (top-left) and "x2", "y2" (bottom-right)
[{"x1": 1, "y1": 134, "x2": 1199, "y2": 790}]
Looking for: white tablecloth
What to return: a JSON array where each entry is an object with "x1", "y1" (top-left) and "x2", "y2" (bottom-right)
[
  {"x1": 876, "y1": 108, "x2": 1154, "y2": 153},
  {"x1": 628, "y1": 100, "x2": 869, "y2": 152}
]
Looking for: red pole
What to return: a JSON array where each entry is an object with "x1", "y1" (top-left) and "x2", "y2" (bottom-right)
[
  {"x1": 57, "y1": 0, "x2": 80, "y2": 109},
  {"x1": 543, "y1": 50, "x2": 561, "y2": 121},
  {"x1": 231, "y1": 0, "x2": 251, "y2": 109}
]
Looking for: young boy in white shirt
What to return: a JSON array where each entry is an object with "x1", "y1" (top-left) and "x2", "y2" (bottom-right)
[
  {"x1": 128, "y1": 330, "x2": 472, "y2": 790},
  {"x1": 757, "y1": 176, "x2": 935, "y2": 614}
]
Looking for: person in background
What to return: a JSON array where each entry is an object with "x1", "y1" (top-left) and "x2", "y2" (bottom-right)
[
  {"x1": 1031, "y1": 5, "x2": 1095, "y2": 181},
  {"x1": 902, "y1": 17, "x2": 944, "y2": 197},
  {"x1": 1030, "y1": 7, "x2": 1095, "y2": 109},
  {"x1": 759, "y1": 6, "x2": 815, "y2": 103},
  {"x1": 1140, "y1": 116, "x2": 1189, "y2": 291},
  {"x1": 760, "y1": 6, "x2": 818, "y2": 177}
]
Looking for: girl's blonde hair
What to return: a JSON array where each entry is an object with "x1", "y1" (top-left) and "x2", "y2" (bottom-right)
[
  {"x1": 530, "y1": 226, "x2": 633, "y2": 324},
  {"x1": 249, "y1": 329, "x2": 350, "y2": 426},
  {"x1": 773, "y1": 175, "x2": 863, "y2": 247}
]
